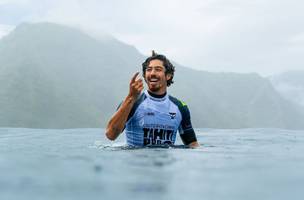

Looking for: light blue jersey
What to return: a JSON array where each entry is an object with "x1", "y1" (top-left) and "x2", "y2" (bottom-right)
[{"x1": 122, "y1": 90, "x2": 197, "y2": 147}]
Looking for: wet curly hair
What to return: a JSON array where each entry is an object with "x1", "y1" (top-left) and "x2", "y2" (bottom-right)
[{"x1": 142, "y1": 50, "x2": 175, "y2": 86}]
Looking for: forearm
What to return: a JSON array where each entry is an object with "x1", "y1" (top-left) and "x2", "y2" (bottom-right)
[
  {"x1": 106, "y1": 71, "x2": 143, "y2": 141},
  {"x1": 105, "y1": 95, "x2": 136, "y2": 140}
]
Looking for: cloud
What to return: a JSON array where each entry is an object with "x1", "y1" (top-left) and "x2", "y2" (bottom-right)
[
  {"x1": 0, "y1": 23, "x2": 14, "y2": 38},
  {"x1": 0, "y1": 0, "x2": 304, "y2": 75}
]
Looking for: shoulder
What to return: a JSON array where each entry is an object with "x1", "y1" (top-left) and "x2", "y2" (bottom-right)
[
  {"x1": 168, "y1": 95, "x2": 190, "y2": 114},
  {"x1": 117, "y1": 92, "x2": 147, "y2": 109},
  {"x1": 127, "y1": 92, "x2": 147, "y2": 120},
  {"x1": 134, "y1": 92, "x2": 147, "y2": 108}
]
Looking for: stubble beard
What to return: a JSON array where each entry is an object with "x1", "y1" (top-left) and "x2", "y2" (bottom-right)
[{"x1": 146, "y1": 74, "x2": 166, "y2": 94}]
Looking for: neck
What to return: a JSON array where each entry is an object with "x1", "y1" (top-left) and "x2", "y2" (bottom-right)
[{"x1": 147, "y1": 90, "x2": 167, "y2": 98}]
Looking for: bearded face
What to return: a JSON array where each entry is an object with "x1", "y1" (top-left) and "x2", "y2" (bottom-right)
[{"x1": 144, "y1": 59, "x2": 171, "y2": 94}]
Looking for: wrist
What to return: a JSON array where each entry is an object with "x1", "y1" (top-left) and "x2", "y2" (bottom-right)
[{"x1": 125, "y1": 95, "x2": 136, "y2": 104}]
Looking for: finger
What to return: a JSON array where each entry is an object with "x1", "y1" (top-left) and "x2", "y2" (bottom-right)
[
  {"x1": 134, "y1": 82, "x2": 143, "y2": 89},
  {"x1": 135, "y1": 82, "x2": 144, "y2": 89},
  {"x1": 130, "y1": 72, "x2": 140, "y2": 83},
  {"x1": 134, "y1": 83, "x2": 141, "y2": 90},
  {"x1": 138, "y1": 82, "x2": 143, "y2": 88},
  {"x1": 131, "y1": 83, "x2": 136, "y2": 88},
  {"x1": 138, "y1": 86, "x2": 144, "y2": 91},
  {"x1": 134, "y1": 79, "x2": 143, "y2": 85},
  {"x1": 134, "y1": 78, "x2": 142, "y2": 84}
]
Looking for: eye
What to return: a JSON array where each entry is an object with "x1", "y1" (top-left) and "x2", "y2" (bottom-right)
[{"x1": 146, "y1": 67, "x2": 164, "y2": 72}]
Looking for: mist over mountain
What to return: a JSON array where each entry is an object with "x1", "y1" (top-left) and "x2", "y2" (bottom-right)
[
  {"x1": 270, "y1": 70, "x2": 304, "y2": 107},
  {"x1": 1, "y1": 22, "x2": 304, "y2": 129},
  {"x1": 171, "y1": 69, "x2": 304, "y2": 129},
  {"x1": 0, "y1": 22, "x2": 144, "y2": 128}
]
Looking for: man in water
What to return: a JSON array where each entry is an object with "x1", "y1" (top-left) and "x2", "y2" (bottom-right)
[{"x1": 105, "y1": 51, "x2": 199, "y2": 148}]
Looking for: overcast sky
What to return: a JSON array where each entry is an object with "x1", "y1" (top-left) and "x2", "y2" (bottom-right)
[{"x1": 0, "y1": 0, "x2": 303, "y2": 76}]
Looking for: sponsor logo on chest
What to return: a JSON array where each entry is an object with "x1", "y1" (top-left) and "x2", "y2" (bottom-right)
[
  {"x1": 145, "y1": 112, "x2": 155, "y2": 116},
  {"x1": 144, "y1": 111, "x2": 177, "y2": 120}
]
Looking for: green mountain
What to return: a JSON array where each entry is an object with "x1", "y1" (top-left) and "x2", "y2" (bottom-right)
[
  {"x1": 1, "y1": 22, "x2": 303, "y2": 129},
  {"x1": 172, "y1": 69, "x2": 304, "y2": 129},
  {"x1": 0, "y1": 22, "x2": 144, "y2": 128}
]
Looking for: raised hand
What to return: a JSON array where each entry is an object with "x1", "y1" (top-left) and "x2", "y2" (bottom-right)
[{"x1": 128, "y1": 72, "x2": 144, "y2": 99}]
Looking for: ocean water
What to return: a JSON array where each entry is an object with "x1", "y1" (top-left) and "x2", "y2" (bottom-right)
[{"x1": 0, "y1": 128, "x2": 304, "y2": 200}]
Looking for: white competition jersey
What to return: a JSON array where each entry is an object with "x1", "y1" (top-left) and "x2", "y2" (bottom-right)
[{"x1": 123, "y1": 90, "x2": 197, "y2": 147}]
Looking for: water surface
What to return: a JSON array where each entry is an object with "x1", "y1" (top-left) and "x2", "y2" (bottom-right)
[{"x1": 1, "y1": 128, "x2": 304, "y2": 200}]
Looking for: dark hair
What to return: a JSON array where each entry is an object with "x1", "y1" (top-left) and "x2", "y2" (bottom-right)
[{"x1": 142, "y1": 50, "x2": 175, "y2": 86}]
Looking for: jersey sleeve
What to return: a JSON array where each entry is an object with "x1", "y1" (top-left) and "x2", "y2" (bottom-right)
[
  {"x1": 116, "y1": 93, "x2": 146, "y2": 123},
  {"x1": 178, "y1": 103, "x2": 197, "y2": 145}
]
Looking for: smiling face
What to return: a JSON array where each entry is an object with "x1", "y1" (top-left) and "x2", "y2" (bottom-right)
[{"x1": 144, "y1": 59, "x2": 172, "y2": 95}]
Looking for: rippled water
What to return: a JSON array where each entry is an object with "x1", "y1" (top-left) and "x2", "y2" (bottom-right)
[{"x1": 1, "y1": 128, "x2": 304, "y2": 200}]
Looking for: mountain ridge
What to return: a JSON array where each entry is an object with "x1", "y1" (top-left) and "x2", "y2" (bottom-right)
[{"x1": 1, "y1": 22, "x2": 303, "y2": 129}]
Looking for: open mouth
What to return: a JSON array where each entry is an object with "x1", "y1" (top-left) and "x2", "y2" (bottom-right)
[
  {"x1": 147, "y1": 75, "x2": 160, "y2": 83},
  {"x1": 149, "y1": 78, "x2": 159, "y2": 83}
]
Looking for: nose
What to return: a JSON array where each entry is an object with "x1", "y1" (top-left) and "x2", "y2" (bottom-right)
[{"x1": 150, "y1": 68, "x2": 157, "y2": 75}]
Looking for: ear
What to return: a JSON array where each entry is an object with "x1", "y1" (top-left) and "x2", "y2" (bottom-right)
[{"x1": 166, "y1": 73, "x2": 172, "y2": 81}]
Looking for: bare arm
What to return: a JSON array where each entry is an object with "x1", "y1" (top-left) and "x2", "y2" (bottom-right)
[{"x1": 105, "y1": 72, "x2": 144, "y2": 140}]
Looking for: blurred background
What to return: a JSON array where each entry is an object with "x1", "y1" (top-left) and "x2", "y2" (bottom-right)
[{"x1": 0, "y1": 0, "x2": 304, "y2": 129}]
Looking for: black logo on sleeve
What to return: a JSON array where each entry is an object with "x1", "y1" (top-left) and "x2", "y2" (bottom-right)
[{"x1": 169, "y1": 112, "x2": 176, "y2": 119}]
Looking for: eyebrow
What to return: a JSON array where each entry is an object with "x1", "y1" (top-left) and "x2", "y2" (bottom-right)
[{"x1": 147, "y1": 65, "x2": 164, "y2": 68}]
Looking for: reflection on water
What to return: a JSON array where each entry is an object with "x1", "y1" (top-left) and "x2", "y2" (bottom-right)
[{"x1": 1, "y1": 128, "x2": 304, "y2": 200}]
